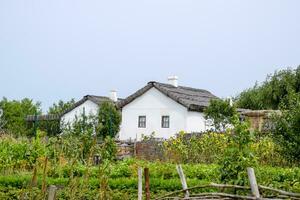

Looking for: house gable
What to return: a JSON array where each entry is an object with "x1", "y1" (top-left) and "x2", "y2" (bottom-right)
[
  {"x1": 61, "y1": 99, "x2": 99, "y2": 125},
  {"x1": 120, "y1": 87, "x2": 189, "y2": 140}
]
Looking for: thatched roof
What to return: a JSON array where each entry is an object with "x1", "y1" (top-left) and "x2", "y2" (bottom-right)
[
  {"x1": 118, "y1": 81, "x2": 218, "y2": 112},
  {"x1": 60, "y1": 95, "x2": 123, "y2": 116},
  {"x1": 26, "y1": 95, "x2": 123, "y2": 122}
]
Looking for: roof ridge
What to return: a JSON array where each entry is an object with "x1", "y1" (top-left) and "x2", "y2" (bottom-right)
[
  {"x1": 153, "y1": 81, "x2": 213, "y2": 94},
  {"x1": 119, "y1": 80, "x2": 218, "y2": 112}
]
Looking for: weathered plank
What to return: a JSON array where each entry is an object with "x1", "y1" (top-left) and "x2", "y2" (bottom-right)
[
  {"x1": 138, "y1": 167, "x2": 143, "y2": 200},
  {"x1": 176, "y1": 165, "x2": 189, "y2": 198},
  {"x1": 48, "y1": 185, "x2": 57, "y2": 200},
  {"x1": 247, "y1": 167, "x2": 260, "y2": 199}
]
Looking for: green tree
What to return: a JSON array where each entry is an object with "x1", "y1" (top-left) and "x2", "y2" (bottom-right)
[
  {"x1": 0, "y1": 97, "x2": 41, "y2": 136},
  {"x1": 236, "y1": 66, "x2": 300, "y2": 110},
  {"x1": 39, "y1": 99, "x2": 75, "y2": 136},
  {"x1": 271, "y1": 93, "x2": 300, "y2": 164},
  {"x1": 204, "y1": 99, "x2": 237, "y2": 132},
  {"x1": 97, "y1": 101, "x2": 121, "y2": 139},
  {"x1": 219, "y1": 116, "x2": 257, "y2": 185},
  {"x1": 48, "y1": 99, "x2": 75, "y2": 115}
]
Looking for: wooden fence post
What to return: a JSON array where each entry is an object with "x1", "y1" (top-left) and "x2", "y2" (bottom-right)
[
  {"x1": 247, "y1": 167, "x2": 260, "y2": 199},
  {"x1": 176, "y1": 165, "x2": 189, "y2": 198},
  {"x1": 138, "y1": 168, "x2": 143, "y2": 200},
  {"x1": 48, "y1": 185, "x2": 57, "y2": 200},
  {"x1": 144, "y1": 168, "x2": 150, "y2": 200}
]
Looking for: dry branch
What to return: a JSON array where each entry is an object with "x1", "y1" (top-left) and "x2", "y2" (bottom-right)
[
  {"x1": 259, "y1": 185, "x2": 300, "y2": 198},
  {"x1": 155, "y1": 183, "x2": 250, "y2": 200}
]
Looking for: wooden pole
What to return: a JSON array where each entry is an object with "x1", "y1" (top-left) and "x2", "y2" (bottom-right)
[
  {"x1": 138, "y1": 168, "x2": 143, "y2": 200},
  {"x1": 144, "y1": 168, "x2": 150, "y2": 200},
  {"x1": 48, "y1": 185, "x2": 57, "y2": 200},
  {"x1": 247, "y1": 167, "x2": 260, "y2": 199},
  {"x1": 176, "y1": 165, "x2": 189, "y2": 198}
]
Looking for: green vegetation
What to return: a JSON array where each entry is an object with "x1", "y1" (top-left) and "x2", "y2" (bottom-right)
[
  {"x1": 218, "y1": 116, "x2": 256, "y2": 185},
  {"x1": 236, "y1": 66, "x2": 300, "y2": 110},
  {"x1": 271, "y1": 93, "x2": 300, "y2": 163},
  {"x1": 97, "y1": 101, "x2": 121, "y2": 139},
  {"x1": 204, "y1": 98, "x2": 237, "y2": 132},
  {"x1": 0, "y1": 97, "x2": 41, "y2": 136},
  {"x1": 39, "y1": 99, "x2": 76, "y2": 136},
  {"x1": 234, "y1": 66, "x2": 300, "y2": 164},
  {"x1": 1, "y1": 66, "x2": 300, "y2": 199}
]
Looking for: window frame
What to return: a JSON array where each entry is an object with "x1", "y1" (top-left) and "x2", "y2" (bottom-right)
[
  {"x1": 161, "y1": 115, "x2": 170, "y2": 128},
  {"x1": 138, "y1": 115, "x2": 146, "y2": 128}
]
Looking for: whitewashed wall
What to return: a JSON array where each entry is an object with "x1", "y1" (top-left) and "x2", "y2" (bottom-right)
[
  {"x1": 186, "y1": 111, "x2": 206, "y2": 133},
  {"x1": 119, "y1": 88, "x2": 207, "y2": 141},
  {"x1": 60, "y1": 100, "x2": 99, "y2": 125}
]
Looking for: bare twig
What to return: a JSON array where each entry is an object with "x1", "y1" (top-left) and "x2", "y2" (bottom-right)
[
  {"x1": 259, "y1": 185, "x2": 300, "y2": 198},
  {"x1": 155, "y1": 183, "x2": 250, "y2": 200}
]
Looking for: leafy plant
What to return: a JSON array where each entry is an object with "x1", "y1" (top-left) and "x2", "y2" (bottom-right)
[
  {"x1": 218, "y1": 116, "x2": 257, "y2": 185},
  {"x1": 271, "y1": 93, "x2": 300, "y2": 164},
  {"x1": 236, "y1": 66, "x2": 300, "y2": 110},
  {"x1": 204, "y1": 99, "x2": 237, "y2": 132},
  {"x1": 97, "y1": 101, "x2": 121, "y2": 139},
  {"x1": 0, "y1": 97, "x2": 41, "y2": 136}
]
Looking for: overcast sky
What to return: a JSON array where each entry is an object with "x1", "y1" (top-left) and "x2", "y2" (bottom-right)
[{"x1": 1, "y1": 0, "x2": 300, "y2": 112}]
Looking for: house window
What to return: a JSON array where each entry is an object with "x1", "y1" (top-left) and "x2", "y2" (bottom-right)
[
  {"x1": 161, "y1": 116, "x2": 170, "y2": 128},
  {"x1": 82, "y1": 107, "x2": 86, "y2": 116},
  {"x1": 138, "y1": 116, "x2": 146, "y2": 128}
]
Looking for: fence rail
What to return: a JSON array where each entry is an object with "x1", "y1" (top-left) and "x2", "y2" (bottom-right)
[{"x1": 152, "y1": 166, "x2": 300, "y2": 200}]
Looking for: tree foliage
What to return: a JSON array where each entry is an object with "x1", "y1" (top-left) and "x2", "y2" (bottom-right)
[
  {"x1": 48, "y1": 99, "x2": 75, "y2": 115},
  {"x1": 0, "y1": 97, "x2": 41, "y2": 136},
  {"x1": 236, "y1": 66, "x2": 300, "y2": 110},
  {"x1": 39, "y1": 99, "x2": 75, "y2": 136},
  {"x1": 204, "y1": 99, "x2": 237, "y2": 132},
  {"x1": 271, "y1": 93, "x2": 300, "y2": 164},
  {"x1": 97, "y1": 102, "x2": 121, "y2": 139},
  {"x1": 218, "y1": 116, "x2": 257, "y2": 184}
]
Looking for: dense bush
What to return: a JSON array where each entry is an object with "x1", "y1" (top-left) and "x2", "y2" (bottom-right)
[
  {"x1": 0, "y1": 97, "x2": 41, "y2": 136},
  {"x1": 236, "y1": 66, "x2": 300, "y2": 110},
  {"x1": 163, "y1": 131, "x2": 285, "y2": 167},
  {"x1": 164, "y1": 131, "x2": 228, "y2": 164},
  {"x1": 271, "y1": 93, "x2": 300, "y2": 164},
  {"x1": 97, "y1": 101, "x2": 121, "y2": 139},
  {"x1": 218, "y1": 117, "x2": 257, "y2": 185},
  {"x1": 204, "y1": 98, "x2": 237, "y2": 132}
]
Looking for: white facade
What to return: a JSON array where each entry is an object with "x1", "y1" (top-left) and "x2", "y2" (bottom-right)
[
  {"x1": 60, "y1": 100, "x2": 99, "y2": 125},
  {"x1": 119, "y1": 88, "x2": 207, "y2": 141}
]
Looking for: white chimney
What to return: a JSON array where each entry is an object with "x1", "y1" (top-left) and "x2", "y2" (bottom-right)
[
  {"x1": 168, "y1": 75, "x2": 178, "y2": 87},
  {"x1": 109, "y1": 90, "x2": 118, "y2": 102}
]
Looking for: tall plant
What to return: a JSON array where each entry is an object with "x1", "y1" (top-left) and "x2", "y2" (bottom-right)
[
  {"x1": 97, "y1": 101, "x2": 121, "y2": 139},
  {"x1": 218, "y1": 116, "x2": 257, "y2": 185},
  {"x1": 204, "y1": 99, "x2": 237, "y2": 132},
  {"x1": 271, "y1": 93, "x2": 300, "y2": 164}
]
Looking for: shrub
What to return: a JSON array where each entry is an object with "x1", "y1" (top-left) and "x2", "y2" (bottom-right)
[
  {"x1": 218, "y1": 117, "x2": 257, "y2": 185},
  {"x1": 271, "y1": 93, "x2": 300, "y2": 164},
  {"x1": 164, "y1": 131, "x2": 228, "y2": 164}
]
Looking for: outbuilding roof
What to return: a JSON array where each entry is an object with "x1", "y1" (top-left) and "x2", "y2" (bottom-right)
[
  {"x1": 26, "y1": 95, "x2": 122, "y2": 122},
  {"x1": 118, "y1": 81, "x2": 218, "y2": 112},
  {"x1": 60, "y1": 95, "x2": 123, "y2": 116}
]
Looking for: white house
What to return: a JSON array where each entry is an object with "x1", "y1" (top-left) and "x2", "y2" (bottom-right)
[
  {"x1": 118, "y1": 76, "x2": 218, "y2": 141},
  {"x1": 60, "y1": 90, "x2": 121, "y2": 126}
]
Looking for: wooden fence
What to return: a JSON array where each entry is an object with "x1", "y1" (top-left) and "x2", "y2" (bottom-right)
[{"x1": 137, "y1": 166, "x2": 300, "y2": 200}]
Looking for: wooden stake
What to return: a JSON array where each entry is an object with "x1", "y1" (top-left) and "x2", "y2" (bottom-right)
[
  {"x1": 144, "y1": 168, "x2": 150, "y2": 200},
  {"x1": 176, "y1": 165, "x2": 189, "y2": 198},
  {"x1": 138, "y1": 168, "x2": 143, "y2": 200},
  {"x1": 42, "y1": 157, "x2": 48, "y2": 198},
  {"x1": 48, "y1": 185, "x2": 57, "y2": 200},
  {"x1": 247, "y1": 167, "x2": 260, "y2": 199}
]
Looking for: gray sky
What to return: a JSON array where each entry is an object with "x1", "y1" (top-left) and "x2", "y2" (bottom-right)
[{"x1": 1, "y1": 0, "x2": 300, "y2": 112}]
